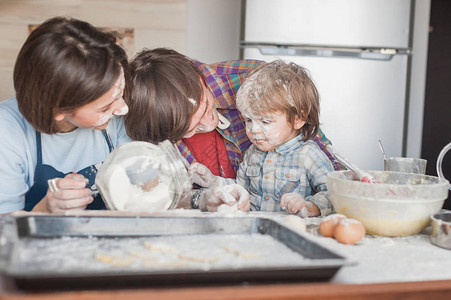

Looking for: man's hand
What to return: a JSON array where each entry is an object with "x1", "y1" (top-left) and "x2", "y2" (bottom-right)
[{"x1": 189, "y1": 162, "x2": 221, "y2": 187}]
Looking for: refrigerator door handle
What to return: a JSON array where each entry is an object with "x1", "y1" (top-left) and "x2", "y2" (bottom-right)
[{"x1": 241, "y1": 44, "x2": 410, "y2": 61}]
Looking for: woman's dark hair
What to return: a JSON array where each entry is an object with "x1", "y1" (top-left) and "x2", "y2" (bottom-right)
[
  {"x1": 14, "y1": 17, "x2": 130, "y2": 134},
  {"x1": 125, "y1": 48, "x2": 204, "y2": 143}
]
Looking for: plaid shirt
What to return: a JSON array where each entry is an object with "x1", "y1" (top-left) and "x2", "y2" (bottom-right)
[
  {"x1": 176, "y1": 60, "x2": 258, "y2": 172},
  {"x1": 176, "y1": 60, "x2": 344, "y2": 175},
  {"x1": 235, "y1": 135, "x2": 334, "y2": 216}
]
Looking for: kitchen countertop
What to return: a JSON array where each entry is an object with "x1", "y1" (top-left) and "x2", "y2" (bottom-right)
[
  {"x1": 303, "y1": 216, "x2": 451, "y2": 284},
  {"x1": 238, "y1": 210, "x2": 451, "y2": 284},
  {"x1": 0, "y1": 210, "x2": 450, "y2": 299}
]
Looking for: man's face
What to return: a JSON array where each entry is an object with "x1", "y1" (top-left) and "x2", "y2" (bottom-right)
[{"x1": 183, "y1": 84, "x2": 219, "y2": 139}]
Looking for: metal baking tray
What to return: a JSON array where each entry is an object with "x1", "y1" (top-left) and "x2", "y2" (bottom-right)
[{"x1": 0, "y1": 215, "x2": 350, "y2": 290}]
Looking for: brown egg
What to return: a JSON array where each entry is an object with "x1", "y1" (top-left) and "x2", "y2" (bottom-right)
[
  {"x1": 334, "y1": 219, "x2": 366, "y2": 244},
  {"x1": 319, "y1": 214, "x2": 347, "y2": 237}
]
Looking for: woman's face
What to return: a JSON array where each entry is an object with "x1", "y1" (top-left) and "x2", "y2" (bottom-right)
[
  {"x1": 183, "y1": 83, "x2": 219, "y2": 139},
  {"x1": 54, "y1": 71, "x2": 128, "y2": 133},
  {"x1": 242, "y1": 110, "x2": 304, "y2": 151}
]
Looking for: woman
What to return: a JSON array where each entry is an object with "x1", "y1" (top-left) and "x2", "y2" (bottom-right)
[{"x1": 0, "y1": 17, "x2": 131, "y2": 213}]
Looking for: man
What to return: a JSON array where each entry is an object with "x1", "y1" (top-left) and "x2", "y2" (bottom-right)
[{"x1": 124, "y1": 48, "x2": 343, "y2": 212}]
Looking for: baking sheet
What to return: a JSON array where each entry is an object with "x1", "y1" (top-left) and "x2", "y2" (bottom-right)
[{"x1": 0, "y1": 215, "x2": 350, "y2": 290}]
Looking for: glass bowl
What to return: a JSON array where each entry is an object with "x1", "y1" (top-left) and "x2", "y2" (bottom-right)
[{"x1": 327, "y1": 170, "x2": 449, "y2": 237}]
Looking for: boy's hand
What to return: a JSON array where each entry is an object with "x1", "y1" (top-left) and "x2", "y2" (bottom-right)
[
  {"x1": 189, "y1": 162, "x2": 220, "y2": 187},
  {"x1": 280, "y1": 192, "x2": 320, "y2": 217},
  {"x1": 199, "y1": 184, "x2": 250, "y2": 212}
]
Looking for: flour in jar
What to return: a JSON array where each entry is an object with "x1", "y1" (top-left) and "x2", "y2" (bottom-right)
[
  {"x1": 107, "y1": 158, "x2": 174, "y2": 212},
  {"x1": 96, "y1": 141, "x2": 176, "y2": 212}
]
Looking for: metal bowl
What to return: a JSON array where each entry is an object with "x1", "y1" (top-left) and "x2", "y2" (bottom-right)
[
  {"x1": 384, "y1": 157, "x2": 427, "y2": 174},
  {"x1": 431, "y1": 212, "x2": 451, "y2": 250},
  {"x1": 327, "y1": 170, "x2": 449, "y2": 237}
]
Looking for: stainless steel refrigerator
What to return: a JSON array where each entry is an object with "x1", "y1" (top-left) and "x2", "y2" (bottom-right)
[{"x1": 241, "y1": 0, "x2": 413, "y2": 170}]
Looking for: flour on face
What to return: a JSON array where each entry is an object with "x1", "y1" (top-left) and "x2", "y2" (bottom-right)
[
  {"x1": 94, "y1": 68, "x2": 128, "y2": 127},
  {"x1": 242, "y1": 110, "x2": 298, "y2": 151}
]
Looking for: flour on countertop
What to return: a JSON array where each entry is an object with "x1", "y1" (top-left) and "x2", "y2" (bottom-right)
[{"x1": 303, "y1": 217, "x2": 451, "y2": 284}]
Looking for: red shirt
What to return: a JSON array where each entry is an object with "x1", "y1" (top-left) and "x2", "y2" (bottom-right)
[{"x1": 183, "y1": 130, "x2": 236, "y2": 178}]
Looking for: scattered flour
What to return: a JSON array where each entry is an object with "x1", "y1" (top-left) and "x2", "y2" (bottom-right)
[
  {"x1": 283, "y1": 215, "x2": 307, "y2": 232},
  {"x1": 303, "y1": 217, "x2": 451, "y2": 284},
  {"x1": 217, "y1": 203, "x2": 239, "y2": 214}
]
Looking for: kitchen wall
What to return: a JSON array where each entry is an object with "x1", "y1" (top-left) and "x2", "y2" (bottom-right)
[
  {"x1": 186, "y1": 0, "x2": 241, "y2": 62},
  {"x1": 0, "y1": 0, "x2": 432, "y2": 165},
  {"x1": 0, "y1": 0, "x2": 187, "y2": 101},
  {"x1": 0, "y1": 0, "x2": 241, "y2": 102},
  {"x1": 422, "y1": 0, "x2": 450, "y2": 208},
  {"x1": 407, "y1": 0, "x2": 431, "y2": 159}
]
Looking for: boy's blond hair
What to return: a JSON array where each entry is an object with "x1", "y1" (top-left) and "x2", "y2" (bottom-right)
[{"x1": 236, "y1": 60, "x2": 320, "y2": 141}]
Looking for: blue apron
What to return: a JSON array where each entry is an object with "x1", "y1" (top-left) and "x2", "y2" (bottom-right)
[{"x1": 24, "y1": 130, "x2": 114, "y2": 211}]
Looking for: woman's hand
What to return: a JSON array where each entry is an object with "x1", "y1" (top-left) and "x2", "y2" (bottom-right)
[
  {"x1": 280, "y1": 192, "x2": 320, "y2": 217},
  {"x1": 188, "y1": 162, "x2": 221, "y2": 188},
  {"x1": 36, "y1": 173, "x2": 93, "y2": 213},
  {"x1": 198, "y1": 184, "x2": 250, "y2": 212}
]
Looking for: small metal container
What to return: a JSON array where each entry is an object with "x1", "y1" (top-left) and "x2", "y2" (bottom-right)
[
  {"x1": 431, "y1": 212, "x2": 451, "y2": 250},
  {"x1": 384, "y1": 157, "x2": 427, "y2": 174}
]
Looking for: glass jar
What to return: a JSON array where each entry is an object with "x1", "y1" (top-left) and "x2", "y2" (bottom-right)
[{"x1": 95, "y1": 140, "x2": 192, "y2": 212}]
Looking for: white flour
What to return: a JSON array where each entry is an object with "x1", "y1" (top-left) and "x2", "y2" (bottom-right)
[
  {"x1": 12, "y1": 234, "x2": 307, "y2": 273},
  {"x1": 107, "y1": 161, "x2": 173, "y2": 212},
  {"x1": 96, "y1": 142, "x2": 177, "y2": 212},
  {"x1": 302, "y1": 216, "x2": 451, "y2": 284}
]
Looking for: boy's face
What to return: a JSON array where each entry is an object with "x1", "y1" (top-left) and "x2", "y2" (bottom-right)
[{"x1": 242, "y1": 110, "x2": 304, "y2": 151}]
